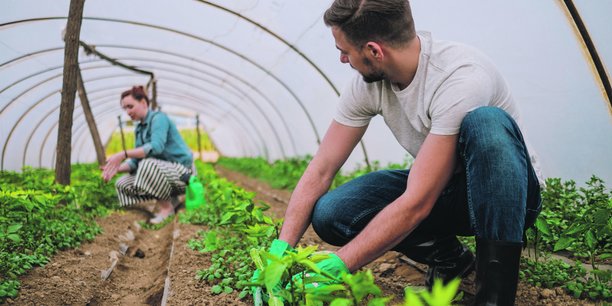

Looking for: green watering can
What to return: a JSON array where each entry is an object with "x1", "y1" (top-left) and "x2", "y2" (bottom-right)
[{"x1": 185, "y1": 175, "x2": 206, "y2": 210}]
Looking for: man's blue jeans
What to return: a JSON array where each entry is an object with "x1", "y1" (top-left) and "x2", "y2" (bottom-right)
[{"x1": 311, "y1": 107, "x2": 541, "y2": 253}]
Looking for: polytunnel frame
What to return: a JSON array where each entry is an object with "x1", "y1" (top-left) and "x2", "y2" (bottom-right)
[
  {"x1": 60, "y1": 84, "x2": 265, "y2": 157},
  {"x1": 74, "y1": 81, "x2": 271, "y2": 156},
  {"x1": 2, "y1": 70, "x2": 260, "y2": 169},
  {"x1": 70, "y1": 90, "x2": 252, "y2": 155},
  {"x1": 50, "y1": 94, "x2": 259, "y2": 168},
  {"x1": 1, "y1": 15, "x2": 373, "y2": 167},
  {"x1": 27, "y1": 86, "x2": 258, "y2": 169},
  {"x1": 7, "y1": 69, "x2": 275, "y2": 160},
  {"x1": 4, "y1": 72, "x2": 272, "y2": 170},
  {"x1": 0, "y1": 46, "x2": 300, "y2": 156},
  {"x1": 69, "y1": 92, "x2": 260, "y2": 165}
]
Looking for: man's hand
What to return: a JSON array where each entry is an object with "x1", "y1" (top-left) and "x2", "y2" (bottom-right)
[
  {"x1": 290, "y1": 252, "x2": 349, "y2": 290},
  {"x1": 101, "y1": 152, "x2": 125, "y2": 182},
  {"x1": 251, "y1": 239, "x2": 293, "y2": 304}
]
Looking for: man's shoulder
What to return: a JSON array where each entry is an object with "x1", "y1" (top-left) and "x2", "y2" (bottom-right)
[{"x1": 426, "y1": 35, "x2": 494, "y2": 70}]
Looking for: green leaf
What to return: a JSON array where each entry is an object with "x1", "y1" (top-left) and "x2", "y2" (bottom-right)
[
  {"x1": 268, "y1": 296, "x2": 284, "y2": 306},
  {"x1": 534, "y1": 218, "x2": 551, "y2": 236},
  {"x1": 422, "y1": 278, "x2": 460, "y2": 306},
  {"x1": 403, "y1": 287, "x2": 424, "y2": 306},
  {"x1": 211, "y1": 285, "x2": 222, "y2": 294},
  {"x1": 553, "y1": 237, "x2": 574, "y2": 252},
  {"x1": 264, "y1": 261, "x2": 287, "y2": 291},
  {"x1": 599, "y1": 253, "x2": 612, "y2": 260},
  {"x1": 7, "y1": 223, "x2": 23, "y2": 233},
  {"x1": 367, "y1": 297, "x2": 393, "y2": 306},
  {"x1": 7, "y1": 234, "x2": 20, "y2": 243},
  {"x1": 584, "y1": 230, "x2": 596, "y2": 250},
  {"x1": 330, "y1": 298, "x2": 352, "y2": 306},
  {"x1": 563, "y1": 224, "x2": 586, "y2": 236}
]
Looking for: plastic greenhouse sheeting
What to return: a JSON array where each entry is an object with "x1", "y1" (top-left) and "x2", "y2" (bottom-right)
[{"x1": 1, "y1": 0, "x2": 611, "y2": 186}]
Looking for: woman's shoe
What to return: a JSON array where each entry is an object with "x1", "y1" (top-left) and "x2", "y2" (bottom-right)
[{"x1": 149, "y1": 210, "x2": 174, "y2": 224}]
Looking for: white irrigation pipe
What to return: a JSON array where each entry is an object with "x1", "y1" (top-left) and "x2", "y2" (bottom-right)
[{"x1": 160, "y1": 220, "x2": 180, "y2": 306}]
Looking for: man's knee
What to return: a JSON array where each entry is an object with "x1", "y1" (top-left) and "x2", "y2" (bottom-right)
[
  {"x1": 311, "y1": 194, "x2": 335, "y2": 234},
  {"x1": 461, "y1": 107, "x2": 514, "y2": 131},
  {"x1": 460, "y1": 106, "x2": 523, "y2": 153},
  {"x1": 311, "y1": 193, "x2": 348, "y2": 246}
]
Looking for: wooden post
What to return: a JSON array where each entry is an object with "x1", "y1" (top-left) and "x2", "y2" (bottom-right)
[
  {"x1": 117, "y1": 116, "x2": 127, "y2": 153},
  {"x1": 77, "y1": 68, "x2": 106, "y2": 165},
  {"x1": 151, "y1": 79, "x2": 158, "y2": 110},
  {"x1": 196, "y1": 115, "x2": 202, "y2": 160},
  {"x1": 55, "y1": 0, "x2": 85, "y2": 185}
]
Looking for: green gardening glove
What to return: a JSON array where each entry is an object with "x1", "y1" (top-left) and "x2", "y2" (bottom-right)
[
  {"x1": 291, "y1": 253, "x2": 349, "y2": 291},
  {"x1": 251, "y1": 239, "x2": 294, "y2": 304}
]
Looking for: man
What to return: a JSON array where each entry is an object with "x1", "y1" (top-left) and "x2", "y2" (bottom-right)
[{"x1": 271, "y1": 0, "x2": 542, "y2": 304}]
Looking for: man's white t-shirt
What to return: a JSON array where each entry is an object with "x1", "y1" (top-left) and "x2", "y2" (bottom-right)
[{"x1": 334, "y1": 31, "x2": 543, "y2": 184}]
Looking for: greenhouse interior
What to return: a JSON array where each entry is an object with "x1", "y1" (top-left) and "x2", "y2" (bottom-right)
[{"x1": 1, "y1": 0, "x2": 610, "y2": 305}]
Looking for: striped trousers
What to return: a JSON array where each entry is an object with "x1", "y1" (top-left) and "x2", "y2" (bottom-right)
[{"x1": 115, "y1": 158, "x2": 191, "y2": 207}]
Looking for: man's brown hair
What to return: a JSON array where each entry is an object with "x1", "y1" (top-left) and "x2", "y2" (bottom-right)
[{"x1": 324, "y1": 0, "x2": 416, "y2": 48}]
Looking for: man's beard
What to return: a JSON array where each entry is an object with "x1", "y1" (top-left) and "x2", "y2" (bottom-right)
[{"x1": 361, "y1": 57, "x2": 386, "y2": 83}]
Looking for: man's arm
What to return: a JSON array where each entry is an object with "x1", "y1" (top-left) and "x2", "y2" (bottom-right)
[
  {"x1": 336, "y1": 133, "x2": 458, "y2": 271},
  {"x1": 279, "y1": 120, "x2": 368, "y2": 247}
]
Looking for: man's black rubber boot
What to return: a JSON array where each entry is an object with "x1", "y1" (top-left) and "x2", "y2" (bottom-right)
[
  {"x1": 401, "y1": 236, "x2": 476, "y2": 288},
  {"x1": 475, "y1": 239, "x2": 523, "y2": 306}
]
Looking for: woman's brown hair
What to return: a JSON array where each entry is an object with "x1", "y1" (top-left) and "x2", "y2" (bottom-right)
[{"x1": 120, "y1": 85, "x2": 150, "y2": 105}]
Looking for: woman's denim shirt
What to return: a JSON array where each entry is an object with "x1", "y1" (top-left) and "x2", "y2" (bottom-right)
[{"x1": 126, "y1": 110, "x2": 193, "y2": 171}]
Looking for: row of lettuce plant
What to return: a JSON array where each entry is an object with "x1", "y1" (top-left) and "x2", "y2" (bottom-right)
[
  {"x1": 523, "y1": 175, "x2": 611, "y2": 300},
  {"x1": 181, "y1": 161, "x2": 460, "y2": 305},
  {"x1": 218, "y1": 156, "x2": 611, "y2": 302},
  {"x1": 0, "y1": 164, "x2": 118, "y2": 302},
  {"x1": 216, "y1": 156, "x2": 412, "y2": 190}
]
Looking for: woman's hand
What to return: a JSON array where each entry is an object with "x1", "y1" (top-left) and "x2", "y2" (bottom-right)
[{"x1": 101, "y1": 152, "x2": 125, "y2": 182}]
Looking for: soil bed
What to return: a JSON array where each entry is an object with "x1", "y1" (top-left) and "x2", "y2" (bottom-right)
[{"x1": 4, "y1": 166, "x2": 598, "y2": 305}]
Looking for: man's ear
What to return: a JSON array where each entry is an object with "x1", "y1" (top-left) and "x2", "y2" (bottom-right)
[{"x1": 365, "y1": 42, "x2": 384, "y2": 61}]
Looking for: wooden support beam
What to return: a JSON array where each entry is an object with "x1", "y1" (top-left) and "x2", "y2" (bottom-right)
[
  {"x1": 55, "y1": 0, "x2": 85, "y2": 185},
  {"x1": 77, "y1": 68, "x2": 106, "y2": 165}
]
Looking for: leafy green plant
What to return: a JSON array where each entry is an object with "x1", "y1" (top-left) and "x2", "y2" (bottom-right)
[
  {"x1": 180, "y1": 162, "x2": 281, "y2": 298},
  {"x1": 403, "y1": 279, "x2": 461, "y2": 306},
  {"x1": 250, "y1": 245, "x2": 460, "y2": 305},
  {"x1": 523, "y1": 175, "x2": 611, "y2": 302},
  {"x1": 0, "y1": 164, "x2": 115, "y2": 302}
]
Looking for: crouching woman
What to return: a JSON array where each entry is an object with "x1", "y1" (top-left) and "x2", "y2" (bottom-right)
[{"x1": 101, "y1": 85, "x2": 193, "y2": 224}]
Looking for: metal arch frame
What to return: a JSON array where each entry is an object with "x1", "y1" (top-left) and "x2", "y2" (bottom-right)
[
  {"x1": 1, "y1": 16, "x2": 373, "y2": 164},
  {"x1": 0, "y1": 50, "x2": 299, "y2": 154},
  {"x1": 1, "y1": 73, "x2": 139, "y2": 170},
  {"x1": 68, "y1": 93, "x2": 258, "y2": 167},
  {"x1": 28, "y1": 87, "x2": 259, "y2": 169},
  {"x1": 15, "y1": 80, "x2": 267, "y2": 170},
  {"x1": 0, "y1": 59, "x2": 101, "y2": 95},
  {"x1": 3, "y1": 71, "x2": 268, "y2": 170},
  {"x1": 0, "y1": 17, "x2": 323, "y2": 143},
  {"x1": 117, "y1": 58, "x2": 290, "y2": 156},
  {"x1": 69, "y1": 93, "x2": 252, "y2": 163},
  {"x1": 2, "y1": 62, "x2": 290, "y2": 167},
  {"x1": 194, "y1": 0, "x2": 340, "y2": 95},
  {"x1": 62, "y1": 85, "x2": 262, "y2": 160},
  {"x1": 68, "y1": 85, "x2": 266, "y2": 160}
]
